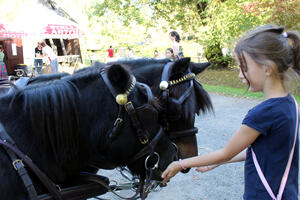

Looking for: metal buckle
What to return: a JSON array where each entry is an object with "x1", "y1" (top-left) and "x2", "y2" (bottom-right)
[
  {"x1": 56, "y1": 185, "x2": 62, "y2": 191},
  {"x1": 12, "y1": 159, "x2": 24, "y2": 171},
  {"x1": 114, "y1": 118, "x2": 123, "y2": 126},
  {"x1": 140, "y1": 137, "x2": 149, "y2": 145},
  {"x1": 125, "y1": 101, "x2": 134, "y2": 112}
]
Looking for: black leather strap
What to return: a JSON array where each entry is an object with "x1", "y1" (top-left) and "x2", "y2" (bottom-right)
[
  {"x1": 125, "y1": 102, "x2": 149, "y2": 145},
  {"x1": 100, "y1": 69, "x2": 118, "y2": 97},
  {"x1": 160, "y1": 62, "x2": 173, "y2": 83},
  {"x1": 0, "y1": 122, "x2": 38, "y2": 200},
  {"x1": 128, "y1": 127, "x2": 164, "y2": 164},
  {"x1": 0, "y1": 122, "x2": 63, "y2": 200}
]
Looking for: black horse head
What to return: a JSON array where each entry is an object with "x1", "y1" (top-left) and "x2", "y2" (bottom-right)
[
  {"x1": 0, "y1": 63, "x2": 177, "y2": 199},
  {"x1": 107, "y1": 58, "x2": 213, "y2": 164}
]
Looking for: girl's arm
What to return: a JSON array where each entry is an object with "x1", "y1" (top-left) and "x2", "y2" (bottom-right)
[
  {"x1": 195, "y1": 149, "x2": 246, "y2": 173},
  {"x1": 162, "y1": 125, "x2": 260, "y2": 184}
]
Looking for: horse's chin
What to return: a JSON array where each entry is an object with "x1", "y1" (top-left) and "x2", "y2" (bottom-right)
[{"x1": 151, "y1": 169, "x2": 164, "y2": 181}]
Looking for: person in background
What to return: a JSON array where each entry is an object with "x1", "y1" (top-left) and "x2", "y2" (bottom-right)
[
  {"x1": 41, "y1": 41, "x2": 58, "y2": 74},
  {"x1": 0, "y1": 46, "x2": 7, "y2": 80},
  {"x1": 154, "y1": 49, "x2": 160, "y2": 58},
  {"x1": 178, "y1": 45, "x2": 184, "y2": 59},
  {"x1": 169, "y1": 31, "x2": 181, "y2": 59},
  {"x1": 128, "y1": 48, "x2": 134, "y2": 58},
  {"x1": 165, "y1": 48, "x2": 175, "y2": 60},
  {"x1": 107, "y1": 45, "x2": 114, "y2": 58},
  {"x1": 34, "y1": 42, "x2": 44, "y2": 75},
  {"x1": 162, "y1": 24, "x2": 300, "y2": 200}
]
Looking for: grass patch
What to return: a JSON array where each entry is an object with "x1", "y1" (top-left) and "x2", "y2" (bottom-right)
[
  {"x1": 197, "y1": 69, "x2": 300, "y2": 103},
  {"x1": 202, "y1": 84, "x2": 264, "y2": 100}
]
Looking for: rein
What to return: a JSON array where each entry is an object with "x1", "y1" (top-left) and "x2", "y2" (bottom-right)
[{"x1": 0, "y1": 122, "x2": 63, "y2": 200}]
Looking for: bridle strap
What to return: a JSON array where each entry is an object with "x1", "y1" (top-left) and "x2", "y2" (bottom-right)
[
  {"x1": 125, "y1": 102, "x2": 149, "y2": 145},
  {"x1": 102, "y1": 105, "x2": 125, "y2": 150},
  {"x1": 168, "y1": 127, "x2": 198, "y2": 139},
  {"x1": 160, "y1": 62, "x2": 198, "y2": 136},
  {"x1": 161, "y1": 62, "x2": 173, "y2": 83},
  {"x1": 169, "y1": 80, "x2": 193, "y2": 105},
  {"x1": 0, "y1": 122, "x2": 62, "y2": 200},
  {"x1": 138, "y1": 82, "x2": 154, "y2": 105},
  {"x1": 128, "y1": 127, "x2": 164, "y2": 164},
  {"x1": 100, "y1": 68, "x2": 119, "y2": 97}
]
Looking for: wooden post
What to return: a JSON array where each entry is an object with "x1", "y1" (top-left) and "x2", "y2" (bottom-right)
[
  {"x1": 49, "y1": 39, "x2": 57, "y2": 55},
  {"x1": 60, "y1": 38, "x2": 67, "y2": 56}
]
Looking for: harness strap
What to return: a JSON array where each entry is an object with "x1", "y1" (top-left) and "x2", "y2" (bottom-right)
[
  {"x1": 0, "y1": 140, "x2": 63, "y2": 200},
  {"x1": 102, "y1": 106, "x2": 125, "y2": 150},
  {"x1": 251, "y1": 95, "x2": 298, "y2": 200},
  {"x1": 168, "y1": 127, "x2": 198, "y2": 139},
  {"x1": 1, "y1": 143, "x2": 38, "y2": 200},
  {"x1": 0, "y1": 122, "x2": 38, "y2": 200},
  {"x1": 128, "y1": 127, "x2": 164, "y2": 164},
  {"x1": 0, "y1": 123, "x2": 62, "y2": 200},
  {"x1": 125, "y1": 102, "x2": 149, "y2": 145}
]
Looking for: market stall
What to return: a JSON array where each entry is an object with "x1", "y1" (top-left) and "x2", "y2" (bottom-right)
[{"x1": 0, "y1": 0, "x2": 84, "y2": 75}]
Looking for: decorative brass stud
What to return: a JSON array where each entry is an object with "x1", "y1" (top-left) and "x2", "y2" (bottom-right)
[
  {"x1": 116, "y1": 94, "x2": 128, "y2": 105},
  {"x1": 115, "y1": 76, "x2": 136, "y2": 105},
  {"x1": 159, "y1": 81, "x2": 169, "y2": 90},
  {"x1": 169, "y1": 73, "x2": 196, "y2": 86}
]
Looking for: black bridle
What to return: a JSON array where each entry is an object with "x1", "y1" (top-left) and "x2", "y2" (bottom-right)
[
  {"x1": 159, "y1": 62, "x2": 198, "y2": 139},
  {"x1": 100, "y1": 68, "x2": 174, "y2": 199},
  {"x1": 100, "y1": 69, "x2": 163, "y2": 160}
]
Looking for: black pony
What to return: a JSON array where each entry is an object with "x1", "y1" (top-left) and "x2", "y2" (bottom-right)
[
  {"x1": 0, "y1": 64, "x2": 177, "y2": 199},
  {"x1": 107, "y1": 58, "x2": 213, "y2": 161},
  {"x1": 6, "y1": 57, "x2": 212, "y2": 167}
]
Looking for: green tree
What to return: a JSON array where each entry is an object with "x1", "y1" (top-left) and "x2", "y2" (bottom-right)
[{"x1": 89, "y1": 0, "x2": 300, "y2": 66}]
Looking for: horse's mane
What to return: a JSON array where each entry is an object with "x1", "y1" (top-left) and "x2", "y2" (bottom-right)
[
  {"x1": 5, "y1": 68, "x2": 105, "y2": 166},
  {"x1": 28, "y1": 72, "x2": 70, "y2": 85}
]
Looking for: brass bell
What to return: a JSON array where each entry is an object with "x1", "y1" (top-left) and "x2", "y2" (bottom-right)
[
  {"x1": 116, "y1": 94, "x2": 128, "y2": 105},
  {"x1": 159, "y1": 81, "x2": 168, "y2": 90}
]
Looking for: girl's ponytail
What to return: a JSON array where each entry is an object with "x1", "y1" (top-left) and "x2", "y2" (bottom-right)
[{"x1": 287, "y1": 31, "x2": 300, "y2": 76}]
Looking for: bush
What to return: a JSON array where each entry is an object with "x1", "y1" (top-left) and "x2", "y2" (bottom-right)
[{"x1": 203, "y1": 40, "x2": 232, "y2": 69}]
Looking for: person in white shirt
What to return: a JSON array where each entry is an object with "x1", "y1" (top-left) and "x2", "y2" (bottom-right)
[{"x1": 41, "y1": 41, "x2": 58, "y2": 73}]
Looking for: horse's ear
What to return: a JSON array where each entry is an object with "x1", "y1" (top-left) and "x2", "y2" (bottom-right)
[
  {"x1": 190, "y1": 62, "x2": 210, "y2": 75},
  {"x1": 107, "y1": 64, "x2": 131, "y2": 92},
  {"x1": 170, "y1": 57, "x2": 191, "y2": 79}
]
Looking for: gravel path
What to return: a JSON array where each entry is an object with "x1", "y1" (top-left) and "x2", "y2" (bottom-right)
[{"x1": 91, "y1": 93, "x2": 299, "y2": 200}]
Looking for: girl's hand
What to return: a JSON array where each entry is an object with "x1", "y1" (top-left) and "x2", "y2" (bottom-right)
[
  {"x1": 195, "y1": 164, "x2": 219, "y2": 173},
  {"x1": 161, "y1": 161, "x2": 182, "y2": 185}
]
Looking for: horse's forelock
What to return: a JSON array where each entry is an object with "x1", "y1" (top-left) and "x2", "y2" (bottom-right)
[{"x1": 107, "y1": 64, "x2": 131, "y2": 92}]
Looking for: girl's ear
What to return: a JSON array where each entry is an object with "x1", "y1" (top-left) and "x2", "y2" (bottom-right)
[
  {"x1": 264, "y1": 66, "x2": 271, "y2": 76},
  {"x1": 264, "y1": 61, "x2": 276, "y2": 76}
]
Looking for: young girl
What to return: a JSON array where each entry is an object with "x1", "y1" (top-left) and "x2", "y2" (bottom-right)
[
  {"x1": 165, "y1": 48, "x2": 175, "y2": 59},
  {"x1": 162, "y1": 24, "x2": 300, "y2": 200}
]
